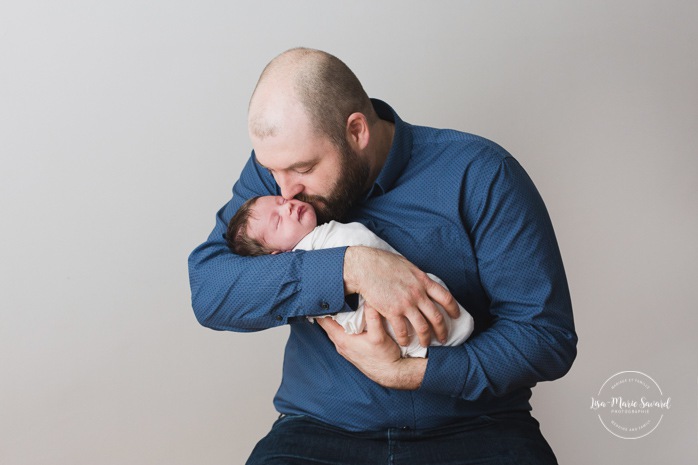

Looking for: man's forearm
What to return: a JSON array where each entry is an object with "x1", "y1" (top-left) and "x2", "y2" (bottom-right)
[
  {"x1": 343, "y1": 246, "x2": 371, "y2": 295},
  {"x1": 393, "y1": 357, "x2": 427, "y2": 390},
  {"x1": 420, "y1": 321, "x2": 577, "y2": 400},
  {"x1": 190, "y1": 242, "x2": 348, "y2": 331},
  {"x1": 363, "y1": 356, "x2": 428, "y2": 391}
]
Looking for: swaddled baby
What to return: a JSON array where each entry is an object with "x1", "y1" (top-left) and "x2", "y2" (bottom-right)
[{"x1": 226, "y1": 195, "x2": 474, "y2": 357}]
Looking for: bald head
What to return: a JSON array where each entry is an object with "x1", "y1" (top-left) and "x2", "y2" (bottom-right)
[{"x1": 248, "y1": 47, "x2": 377, "y2": 150}]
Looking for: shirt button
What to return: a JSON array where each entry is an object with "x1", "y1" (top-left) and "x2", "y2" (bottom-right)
[
  {"x1": 320, "y1": 301, "x2": 330, "y2": 311},
  {"x1": 275, "y1": 315, "x2": 283, "y2": 321}
]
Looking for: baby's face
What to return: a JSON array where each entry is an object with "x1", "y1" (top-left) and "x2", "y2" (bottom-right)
[{"x1": 247, "y1": 196, "x2": 318, "y2": 253}]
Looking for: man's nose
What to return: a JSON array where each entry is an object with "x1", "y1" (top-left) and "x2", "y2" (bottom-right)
[{"x1": 276, "y1": 172, "x2": 303, "y2": 200}]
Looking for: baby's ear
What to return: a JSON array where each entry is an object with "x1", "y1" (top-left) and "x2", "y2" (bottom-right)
[{"x1": 270, "y1": 250, "x2": 280, "y2": 255}]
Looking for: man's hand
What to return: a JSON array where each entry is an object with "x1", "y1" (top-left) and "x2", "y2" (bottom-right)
[
  {"x1": 343, "y1": 246, "x2": 460, "y2": 347},
  {"x1": 317, "y1": 304, "x2": 427, "y2": 390}
]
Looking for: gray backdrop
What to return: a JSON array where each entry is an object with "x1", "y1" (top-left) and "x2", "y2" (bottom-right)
[{"x1": 1, "y1": 1, "x2": 696, "y2": 464}]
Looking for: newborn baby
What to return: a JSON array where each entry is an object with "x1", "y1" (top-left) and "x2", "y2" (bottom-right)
[{"x1": 226, "y1": 195, "x2": 474, "y2": 358}]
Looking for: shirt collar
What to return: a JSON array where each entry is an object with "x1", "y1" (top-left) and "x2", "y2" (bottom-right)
[{"x1": 364, "y1": 99, "x2": 412, "y2": 199}]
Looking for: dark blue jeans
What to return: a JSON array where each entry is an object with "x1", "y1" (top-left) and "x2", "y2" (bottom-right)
[{"x1": 246, "y1": 411, "x2": 558, "y2": 464}]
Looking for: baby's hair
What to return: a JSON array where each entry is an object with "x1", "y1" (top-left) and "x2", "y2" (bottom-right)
[{"x1": 225, "y1": 196, "x2": 274, "y2": 257}]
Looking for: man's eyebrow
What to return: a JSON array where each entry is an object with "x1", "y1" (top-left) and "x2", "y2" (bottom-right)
[
  {"x1": 254, "y1": 157, "x2": 317, "y2": 172},
  {"x1": 288, "y1": 160, "x2": 317, "y2": 171}
]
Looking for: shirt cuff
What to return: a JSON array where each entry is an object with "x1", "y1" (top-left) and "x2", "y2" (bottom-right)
[
  {"x1": 299, "y1": 247, "x2": 348, "y2": 317},
  {"x1": 419, "y1": 346, "x2": 469, "y2": 397}
]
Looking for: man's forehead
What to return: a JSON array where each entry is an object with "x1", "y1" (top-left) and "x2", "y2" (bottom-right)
[
  {"x1": 250, "y1": 108, "x2": 332, "y2": 170},
  {"x1": 248, "y1": 91, "x2": 310, "y2": 145}
]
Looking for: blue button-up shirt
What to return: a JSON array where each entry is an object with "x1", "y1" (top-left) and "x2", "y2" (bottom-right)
[{"x1": 188, "y1": 100, "x2": 577, "y2": 431}]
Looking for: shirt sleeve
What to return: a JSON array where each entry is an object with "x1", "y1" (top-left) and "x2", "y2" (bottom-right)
[
  {"x1": 187, "y1": 153, "x2": 349, "y2": 332},
  {"x1": 420, "y1": 156, "x2": 577, "y2": 400}
]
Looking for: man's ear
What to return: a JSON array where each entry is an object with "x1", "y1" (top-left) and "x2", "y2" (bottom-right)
[{"x1": 346, "y1": 112, "x2": 370, "y2": 151}]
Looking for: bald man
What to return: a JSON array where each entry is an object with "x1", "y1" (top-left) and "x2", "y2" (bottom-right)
[{"x1": 189, "y1": 47, "x2": 577, "y2": 464}]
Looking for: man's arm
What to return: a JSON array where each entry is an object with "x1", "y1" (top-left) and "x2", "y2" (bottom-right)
[
  {"x1": 188, "y1": 154, "x2": 348, "y2": 332},
  {"x1": 419, "y1": 156, "x2": 577, "y2": 399},
  {"x1": 322, "y1": 156, "x2": 577, "y2": 395}
]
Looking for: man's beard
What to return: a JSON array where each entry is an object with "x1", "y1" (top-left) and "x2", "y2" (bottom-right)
[{"x1": 298, "y1": 143, "x2": 370, "y2": 225}]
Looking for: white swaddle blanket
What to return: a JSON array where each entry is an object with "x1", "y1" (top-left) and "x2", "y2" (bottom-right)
[{"x1": 293, "y1": 221, "x2": 474, "y2": 358}]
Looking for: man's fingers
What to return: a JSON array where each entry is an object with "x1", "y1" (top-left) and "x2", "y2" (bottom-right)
[
  {"x1": 316, "y1": 316, "x2": 345, "y2": 343},
  {"x1": 425, "y1": 279, "x2": 460, "y2": 319},
  {"x1": 415, "y1": 297, "x2": 448, "y2": 345},
  {"x1": 386, "y1": 315, "x2": 411, "y2": 347},
  {"x1": 364, "y1": 304, "x2": 386, "y2": 343},
  {"x1": 405, "y1": 307, "x2": 434, "y2": 348}
]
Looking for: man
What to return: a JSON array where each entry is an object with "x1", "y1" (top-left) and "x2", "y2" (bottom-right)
[{"x1": 188, "y1": 47, "x2": 577, "y2": 464}]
